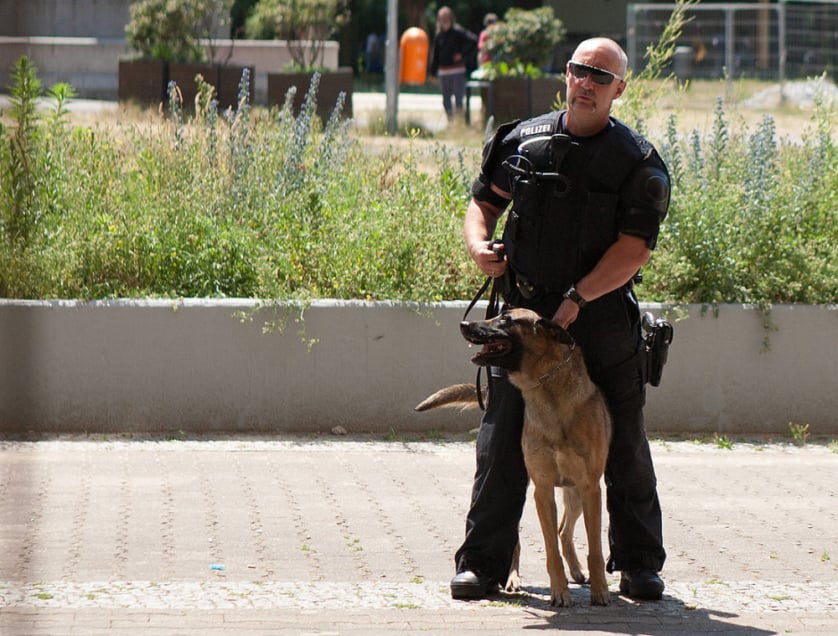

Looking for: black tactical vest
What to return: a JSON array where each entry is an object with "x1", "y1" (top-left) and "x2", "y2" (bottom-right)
[{"x1": 499, "y1": 112, "x2": 653, "y2": 294}]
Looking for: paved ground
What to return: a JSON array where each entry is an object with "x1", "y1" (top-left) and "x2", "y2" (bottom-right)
[{"x1": 1, "y1": 436, "x2": 836, "y2": 635}]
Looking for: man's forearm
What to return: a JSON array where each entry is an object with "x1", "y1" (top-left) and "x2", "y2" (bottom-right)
[
  {"x1": 575, "y1": 233, "x2": 650, "y2": 302},
  {"x1": 463, "y1": 199, "x2": 500, "y2": 259}
]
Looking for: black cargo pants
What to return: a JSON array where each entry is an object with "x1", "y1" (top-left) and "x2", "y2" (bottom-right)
[{"x1": 454, "y1": 287, "x2": 666, "y2": 584}]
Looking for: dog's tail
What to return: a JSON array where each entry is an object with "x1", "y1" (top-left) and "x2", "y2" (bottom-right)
[{"x1": 414, "y1": 383, "x2": 484, "y2": 412}]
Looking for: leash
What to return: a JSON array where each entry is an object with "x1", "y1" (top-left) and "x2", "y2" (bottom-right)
[
  {"x1": 462, "y1": 275, "x2": 496, "y2": 323},
  {"x1": 462, "y1": 274, "x2": 502, "y2": 412},
  {"x1": 462, "y1": 240, "x2": 507, "y2": 411}
]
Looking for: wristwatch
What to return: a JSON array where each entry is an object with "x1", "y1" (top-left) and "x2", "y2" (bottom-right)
[{"x1": 563, "y1": 285, "x2": 588, "y2": 309}]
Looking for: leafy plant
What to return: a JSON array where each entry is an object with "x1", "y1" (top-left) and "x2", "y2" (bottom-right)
[
  {"x1": 244, "y1": 0, "x2": 350, "y2": 71},
  {"x1": 0, "y1": 56, "x2": 42, "y2": 243},
  {"x1": 788, "y1": 422, "x2": 810, "y2": 447},
  {"x1": 0, "y1": 57, "x2": 75, "y2": 253},
  {"x1": 481, "y1": 7, "x2": 564, "y2": 79},
  {"x1": 714, "y1": 433, "x2": 733, "y2": 450}
]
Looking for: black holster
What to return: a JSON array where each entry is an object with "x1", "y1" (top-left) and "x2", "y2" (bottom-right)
[{"x1": 642, "y1": 312, "x2": 674, "y2": 387}]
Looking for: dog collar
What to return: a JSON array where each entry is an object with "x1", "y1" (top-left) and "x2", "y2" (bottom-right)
[{"x1": 524, "y1": 343, "x2": 576, "y2": 391}]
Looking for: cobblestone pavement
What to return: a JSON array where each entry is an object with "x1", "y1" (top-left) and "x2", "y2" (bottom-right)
[{"x1": 1, "y1": 437, "x2": 836, "y2": 635}]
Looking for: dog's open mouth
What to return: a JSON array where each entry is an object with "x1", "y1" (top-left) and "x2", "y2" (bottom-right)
[{"x1": 470, "y1": 339, "x2": 512, "y2": 365}]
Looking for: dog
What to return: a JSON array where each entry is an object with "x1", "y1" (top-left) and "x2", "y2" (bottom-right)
[{"x1": 415, "y1": 308, "x2": 612, "y2": 606}]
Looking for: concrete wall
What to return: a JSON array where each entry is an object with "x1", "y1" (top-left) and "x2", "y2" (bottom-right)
[
  {"x1": 0, "y1": 36, "x2": 128, "y2": 100},
  {"x1": 0, "y1": 0, "x2": 132, "y2": 38},
  {"x1": 0, "y1": 300, "x2": 835, "y2": 436},
  {"x1": 0, "y1": 37, "x2": 340, "y2": 103}
]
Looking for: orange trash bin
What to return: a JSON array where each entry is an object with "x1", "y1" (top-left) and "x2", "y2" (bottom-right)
[{"x1": 399, "y1": 27, "x2": 429, "y2": 85}]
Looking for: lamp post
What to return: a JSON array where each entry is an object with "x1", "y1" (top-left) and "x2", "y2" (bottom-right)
[{"x1": 385, "y1": 0, "x2": 399, "y2": 135}]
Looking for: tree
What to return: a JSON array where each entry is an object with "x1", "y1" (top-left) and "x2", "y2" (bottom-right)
[
  {"x1": 125, "y1": 0, "x2": 233, "y2": 63},
  {"x1": 244, "y1": 0, "x2": 351, "y2": 70}
]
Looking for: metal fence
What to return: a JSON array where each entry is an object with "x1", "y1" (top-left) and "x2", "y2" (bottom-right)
[{"x1": 627, "y1": 1, "x2": 838, "y2": 81}]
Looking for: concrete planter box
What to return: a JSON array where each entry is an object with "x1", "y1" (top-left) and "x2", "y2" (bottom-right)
[
  {"x1": 167, "y1": 62, "x2": 255, "y2": 111},
  {"x1": 0, "y1": 301, "x2": 834, "y2": 436},
  {"x1": 119, "y1": 60, "x2": 255, "y2": 110},
  {"x1": 118, "y1": 58, "x2": 167, "y2": 105},
  {"x1": 267, "y1": 67, "x2": 354, "y2": 119},
  {"x1": 0, "y1": 37, "x2": 339, "y2": 103},
  {"x1": 482, "y1": 75, "x2": 566, "y2": 125}
]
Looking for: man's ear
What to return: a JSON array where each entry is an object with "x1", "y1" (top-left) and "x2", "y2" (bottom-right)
[
  {"x1": 554, "y1": 324, "x2": 575, "y2": 346},
  {"x1": 614, "y1": 79, "x2": 627, "y2": 100}
]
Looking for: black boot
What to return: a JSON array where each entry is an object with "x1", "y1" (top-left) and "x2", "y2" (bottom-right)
[
  {"x1": 619, "y1": 569, "x2": 665, "y2": 600},
  {"x1": 450, "y1": 570, "x2": 497, "y2": 600}
]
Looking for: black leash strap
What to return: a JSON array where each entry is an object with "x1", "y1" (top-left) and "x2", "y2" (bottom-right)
[
  {"x1": 462, "y1": 275, "x2": 502, "y2": 411},
  {"x1": 462, "y1": 276, "x2": 493, "y2": 323}
]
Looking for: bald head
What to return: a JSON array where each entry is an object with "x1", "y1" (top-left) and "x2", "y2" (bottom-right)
[
  {"x1": 571, "y1": 38, "x2": 628, "y2": 78},
  {"x1": 437, "y1": 6, "x2": 454, "y2": 30}
]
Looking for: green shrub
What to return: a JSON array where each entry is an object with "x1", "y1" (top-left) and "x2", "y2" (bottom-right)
[
  {"x1": 0, "y1": 61, "x2": 480, "y2": 300},
  {"x1": 125, "y1": 0, "x2": 232, "y2": 63},
  {"x1": 244, "y1": 0, "x2": 350, "y2": 71},
  {"x1": 645, "y1": 94, "x2": 838, "y2": 305},
  {"x1": 0, "y1": 56, "x2": 835, "y2": 305},
  {"x1": 482, "y1": 7, "x2": 565, "y2": 78}
]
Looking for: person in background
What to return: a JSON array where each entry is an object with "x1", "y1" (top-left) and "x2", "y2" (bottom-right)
[
  {"x1": 429, "y1": 6, "x2": 478, "y2": 122},
  {"x1": 477, "y1": 13, "x2": 498, "y2": 66},
  {"x1": 364, "y1": 32, "x2": 384, "y2": 74}
]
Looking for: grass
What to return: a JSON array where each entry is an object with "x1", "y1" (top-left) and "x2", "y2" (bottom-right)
[
  {"x1": 651, "y1": 432, "x2": 838, "y2": 450},
  {"x1": 713, "y1": 434, "x2": 734, "y2": 450}
]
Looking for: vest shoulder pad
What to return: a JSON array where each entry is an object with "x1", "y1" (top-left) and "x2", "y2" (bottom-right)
[
  {"x1": 589, "y1": 119, "x2": 660, "y2": 191},
  {"x1": 480, "y1": 119, "x2": 521, "y2": 176}
]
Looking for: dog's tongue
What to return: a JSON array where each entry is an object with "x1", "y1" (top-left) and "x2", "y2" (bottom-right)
[{"x1": 470, "y1": 343, "x2": 498, "y2": 360}]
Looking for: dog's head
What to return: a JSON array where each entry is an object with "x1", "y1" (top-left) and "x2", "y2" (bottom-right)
[{"x1": 460, "y1": 308, "x2": 576, "y2": 374}]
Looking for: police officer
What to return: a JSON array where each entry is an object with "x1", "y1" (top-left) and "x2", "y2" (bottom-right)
[{"x1": 452, "y1": 38, "x2": 670, "y2": 601}]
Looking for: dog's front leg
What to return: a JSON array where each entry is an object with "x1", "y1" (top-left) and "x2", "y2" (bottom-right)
[
  {"x1": 579, "y1": 481, "x2": 609, "y2": 606},
  {"x1": 533, "y1": 484, "x2": 571, "y2": 607}
]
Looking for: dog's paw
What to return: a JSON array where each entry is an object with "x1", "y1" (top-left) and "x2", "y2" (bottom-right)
[
  {"x1": 570, "y1": 567, "x2": 586, "y2": 585},
  {"x1": 590, "y1": 585, "x2": 611, "y2": 606},
  {"x1": 550, "y1": 587, "x2": 572, "y2": 607},
  {"x1": 504, "y1": 572, "x2": 522, "y2": 593}
]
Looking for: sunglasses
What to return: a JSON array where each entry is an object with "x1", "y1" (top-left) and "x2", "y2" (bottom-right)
[{"x1": 567, "y1": 61, "x2": 624, "y2": 85}]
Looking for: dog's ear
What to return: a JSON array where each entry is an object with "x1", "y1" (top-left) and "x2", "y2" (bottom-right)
[
  {"x1": 537, "y1": 318, "x2": 576, "y2": 346},
  {"x1": 554, "y1": 324, "x2": 575, "y2": 347}
]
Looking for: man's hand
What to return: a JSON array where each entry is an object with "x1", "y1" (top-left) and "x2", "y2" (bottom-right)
[
  {"x1": 464, "y1": 196, "x2": 509, "y2": 278},
  {"x1": 472, "y1": 241, "x2": 507, "y2": 278},
  {"x1": 552, "y1": 299, "x2": 579, "y2": 330}
]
